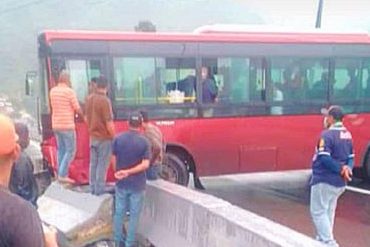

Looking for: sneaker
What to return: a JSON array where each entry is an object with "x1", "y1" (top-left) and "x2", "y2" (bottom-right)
[{"x1": 57, "y1": 176, "x2": 76, "y2": 184}]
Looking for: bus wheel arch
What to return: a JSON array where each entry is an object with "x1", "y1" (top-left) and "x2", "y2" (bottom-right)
[{"x1": 161, "y1": 145, "x2": 196, "y2": 186}]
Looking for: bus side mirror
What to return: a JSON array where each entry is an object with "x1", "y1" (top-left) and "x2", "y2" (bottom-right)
[{"x1": 25, "y1": 71, "x2": 37, "y2": 96}]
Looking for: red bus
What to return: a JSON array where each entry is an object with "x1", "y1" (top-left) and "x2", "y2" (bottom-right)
[{"x1": 30, "y1": 29, "x2": 370, "y2": 187}]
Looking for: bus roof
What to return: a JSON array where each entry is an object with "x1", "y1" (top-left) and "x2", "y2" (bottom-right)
[
  {"x1": 41, "y1": 29, "x2": 370, "y2": 45},
  {"x1": 193, "y1": 24, "x2": 368, "y2": 35}
]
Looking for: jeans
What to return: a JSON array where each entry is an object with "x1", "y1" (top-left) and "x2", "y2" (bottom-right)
[
  {"x1": 113, "y1": 187, "x2": 145, "y2": 247},
  {"x1": 89, "y1": 139, "x2": 112, "y2": 195},
  {"x1": 54, "y1": 130, "x2": 76, "y2": 177},
  {"x1": 146, "y1": 163, "x2": 161, "y2": 180},
  {"x1": 310, "y1": 183, "x2": 345, "y2": 246}
]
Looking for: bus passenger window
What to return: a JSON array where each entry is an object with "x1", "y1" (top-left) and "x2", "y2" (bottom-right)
[
  {"x1": 361, "y1": 61, "x2": 370, "y2": 99},
  {"x1": 271, "y1": 58, "x2": 329, "y2": 102},
  {"x1": 270, "y1": 58, "x2": 329, "y2": 114},
  {"x1": 333, "y1": 59, "x2": 361, "y2": 101},
  {"x1": 201, "y1": 57, "x2": 264, "y2": 104},
  {"x1": 159, "y1": 58, "x2": 196, "y2": 104},
  {"x1": 114, "y1": 57, "x2": 156, "y2": 105}
]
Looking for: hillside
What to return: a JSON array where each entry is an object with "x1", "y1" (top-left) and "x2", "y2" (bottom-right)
[{"x1": 0, "y1": 0, "x2": 264, "y2": 97}]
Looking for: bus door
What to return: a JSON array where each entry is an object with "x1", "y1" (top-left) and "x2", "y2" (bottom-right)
[{"x1": 50, "y1": 56, "x2": 108, "y2": 182}]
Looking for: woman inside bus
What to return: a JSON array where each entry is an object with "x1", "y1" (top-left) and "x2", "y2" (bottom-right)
[{"x1": 201, "y1": 66, "x2": 218, "y2": 104}]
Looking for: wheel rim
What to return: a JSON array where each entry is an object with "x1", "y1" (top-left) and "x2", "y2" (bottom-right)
[{"x1": 160, "y1": 164, "x2": 179, "y2": 183}]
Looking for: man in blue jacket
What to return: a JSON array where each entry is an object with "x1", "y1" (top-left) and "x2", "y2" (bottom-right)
[{"x1": 310, "y1": 105, "x2": 353, "y2": 246}]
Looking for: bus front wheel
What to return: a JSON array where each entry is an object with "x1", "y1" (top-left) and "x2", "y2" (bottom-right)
[{"x1": 160, "y1": 153, "x2": 189, "y2": 186}]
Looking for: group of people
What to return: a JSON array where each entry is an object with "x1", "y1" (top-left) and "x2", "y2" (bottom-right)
[
  {"x1": 48, "y1": 68, "x2": 358, "y2": 247},
  {"x1": 49, "y1": 71, "x2": 163, "y2": 247}
]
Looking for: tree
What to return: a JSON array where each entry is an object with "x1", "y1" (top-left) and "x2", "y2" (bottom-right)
[{"x1": 134, "y1": 20, "x2": 156, "y2": 32}]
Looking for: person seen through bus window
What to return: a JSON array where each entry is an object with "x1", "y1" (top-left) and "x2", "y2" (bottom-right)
[
  {"x1": 310, "y1": 72, "x2": 328, "y2": 99},
  {"x1": 85, "y1": 75, "x2": 115, "y2": 195},
  {"x1": 112, "y1": 112, "x2": 151, "y2": 247},
  {"x1": 201, "y1": 66, "x2": 218, "y2": 103},
  {"x1": 284, "y1": 66, "x2": 304, "y2": 101},
  {"x1": 9, "y1": 122, "x2": 38, "y2": 207},
  {"x1": 140, "y1": 110, "x2": 164, "y2": 180},
  {"x1": 310, "y1": 105, "x2": 353, "y2": 246},
  {"x1": 50, "y1": 71, "x2": 84, "y2": 184},
  {"x1": 343, "y1": 68, "x2": 358, "y2": 95}
]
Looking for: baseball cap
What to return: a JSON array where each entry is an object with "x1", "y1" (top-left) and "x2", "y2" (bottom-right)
[
  {"x1": 0, "y1": 114, "x2": 18, "y2": 155},
  {"x1": 128, "y1": 112, "x2": 143, "y2": 128},
  {"x1": 321, "y1": 105, "x2": 344, "y2": 120}
]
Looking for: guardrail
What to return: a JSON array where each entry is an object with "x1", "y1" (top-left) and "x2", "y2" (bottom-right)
[{"x1": 138, "y1": 179, "x2": 324, "y2": 247}]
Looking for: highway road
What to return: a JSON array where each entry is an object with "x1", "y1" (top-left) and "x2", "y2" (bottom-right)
[{"x1": 199, "y1": 171, "x2": 370, "y2": 247}]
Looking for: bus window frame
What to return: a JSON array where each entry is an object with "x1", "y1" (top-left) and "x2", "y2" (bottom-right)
[
  {"x1": 110, "y1": 54, "x2": 201, "y2": 120},
  {"x1": 197, "y1": 55, "x2": 269, "y2": 118},
  {"x1": 48, "y1": 54, "x2": 110, "y2": 100}
]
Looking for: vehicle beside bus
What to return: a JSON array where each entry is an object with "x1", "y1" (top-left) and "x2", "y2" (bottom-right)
[{"x1": 31, "y1": 29, "x2": 370, "y2": 186}]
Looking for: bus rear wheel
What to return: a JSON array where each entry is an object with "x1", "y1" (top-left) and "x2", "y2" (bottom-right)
[
  {"x1": 160, "y1": 153, "x2": 189, "y2": 186},
  {"x1": 364, "y1": 149, "x2": 370, "y2": 180}
]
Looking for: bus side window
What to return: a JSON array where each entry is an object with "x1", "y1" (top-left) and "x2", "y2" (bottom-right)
[
  {"x1": 333, "y1": 59, "x2": 361, "y2": 101},
  {"x1": 361, "y1": 62, "x2": 370, "y2": 99},
  {"x1": 114, "y1": 57, "x2": 157, "y2": 105},
  {"x1": 202, "y1": 57, "x2": 264, "y2": 105},
  {"x1": 156, "y1": 57, "x2": 196, "y2": 104}
]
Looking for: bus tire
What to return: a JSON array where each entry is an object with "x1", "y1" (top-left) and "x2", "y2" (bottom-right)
[
  {"x1": 363, "y1": 148, "x2": 370, "y2": 180},
  {"x1": 160, "y1": 152, "x2": 189, "y2": 186}
]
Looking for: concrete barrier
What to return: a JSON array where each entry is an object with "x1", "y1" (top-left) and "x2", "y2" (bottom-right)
[
  {"x1": 38, "y1": 172, "x2": 322, "y2": 247},
  {"x1": 38, "y1": 182, "x2": 113, "y2": 247},
  {"x1": 138, "y1": 179, "x2": 324, "y2": 247}
]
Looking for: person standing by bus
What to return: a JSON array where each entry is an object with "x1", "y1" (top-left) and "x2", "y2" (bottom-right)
[
  {"x1": 85, "y1": 75, "x2": 115, "y2": 195},
  {"x1": 50, "y1": 71, "x2": 84, "y2": 184},
  {"x1": 140, "y1": 110, "x2": 164, "y2": 180},
  {"x1": 310, "y1": 105, "x2": 353, "y2": 246},
  {"x1": 112, "y1": 112, "x2": 151, "y2": 247}
]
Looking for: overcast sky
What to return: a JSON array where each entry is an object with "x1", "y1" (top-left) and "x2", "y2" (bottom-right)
[{"x1": 242, "y1": 0, "x2": 370, "y2": 30}]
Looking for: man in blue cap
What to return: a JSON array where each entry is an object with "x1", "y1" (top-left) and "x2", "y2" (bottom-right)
[
  {"x1": 310, "y1": 105, "x2": 353, "y2": 246},
  {"x1": 112, "y1": 112, "x2": 151, "y2": 247}
]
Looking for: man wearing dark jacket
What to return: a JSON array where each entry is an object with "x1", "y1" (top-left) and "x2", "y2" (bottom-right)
[
  {"x1": 9, "y1": 122, "x2": 38, "y2": 206},
  {"x1": 310, "y1": 105, "x2": 353, "y2": 246}
]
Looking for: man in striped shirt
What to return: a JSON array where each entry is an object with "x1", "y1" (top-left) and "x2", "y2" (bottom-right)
[{"x1": 50, "y1": 71, "x2": 84, "y2": 184}]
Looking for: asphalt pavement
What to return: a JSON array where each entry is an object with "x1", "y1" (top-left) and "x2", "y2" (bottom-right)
[{"x1": 199, "y1": 171, "x2": 370, "y2": 247}]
